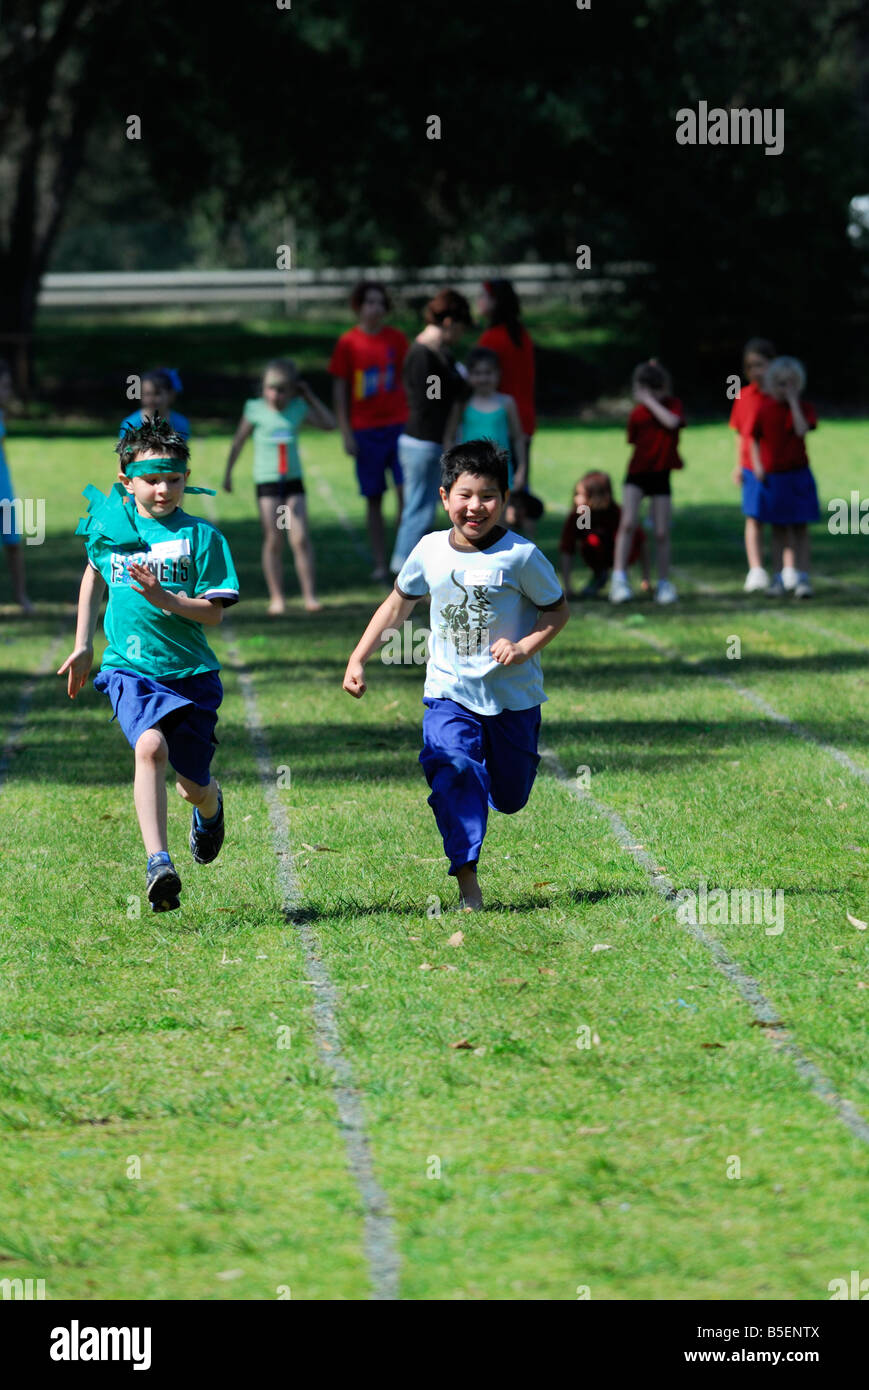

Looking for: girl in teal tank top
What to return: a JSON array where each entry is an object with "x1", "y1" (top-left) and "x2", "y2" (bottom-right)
[{"x1": 445, "y1": 347, "x2": 527, "y2": 492}]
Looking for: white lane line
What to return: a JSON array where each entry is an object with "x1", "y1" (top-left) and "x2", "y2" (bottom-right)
[
  {"x1": 206, "y1": 481, "x2": 401, "y2": 1300},
  {"x1": 0, "y1": 630, "x2": 69, "y2": 795},
  {"x1": 540, "y1": 747, "x2": 869, "y2": 1147},
  {"x1": 596, "y1": 612, "x2": 869, "y2": 784},
  {"x1": 671, "y1": 565, "x2": 869, "y2": 650}
]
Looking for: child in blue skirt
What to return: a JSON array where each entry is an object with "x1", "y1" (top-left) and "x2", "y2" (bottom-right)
[
  {"x1": 750, "y1": 356, "x2": 820, "y2": 599},
  {"x1": 343, "y1": 438, "x2": 569, "y2": 910},
  {"x1": 58, "y1": 416, "x2": 239, "y2": 911}
]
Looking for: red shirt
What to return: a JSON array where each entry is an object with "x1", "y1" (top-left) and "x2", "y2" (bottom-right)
[
  {"x1": 477, "y1": 323, "x2": 536, "y2": 435},
  {"x1": 559, "y1": 501, "x2": 645, "y2": 566},
  {"x1": 729, "y1": 380, "x2": 765, "y2": 470},
  {"x1": 627, "y1": 398, "x2": 685, "y2": 474},
  {"x1": 328, "y1": 325, "x2": 409, "y2": 430},
  {"x1": 752, "y1": 397, "x2": 817, "y2": 473}
]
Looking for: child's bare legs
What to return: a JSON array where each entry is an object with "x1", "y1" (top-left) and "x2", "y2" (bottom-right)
[
  {"x1": 613, "y1": 484, "x2": 643, "y2": 572},
  {"x1": 176, "y1": 772, "x2": 220, "y2": 820},
  {"x1": 366, "y1": 494, "x2": 387, "y2": 577},
  {"x1": 791, "y1": 523, "x2": 810, "y2": 573},
  {"x1": 134, "y1": 728, "x2": 170, "y2": 855},
  {"x1": 744, "y1": 517, "x2": 764, "y2": 570},
  {"x1": 395, "y1": 483, "x2": 404, "y2": 532},
  {"x1": 455, "y1": 862, "x2": 483, "y2": 911},
  {"x1": 286, "y1": 494, "x2": 321, "y2": 611},
  {"x1": 650, "y1": 495, "x2": 672, "y2": 582},
  {"x1": 258, "y1": 495, "x2": 286, "y2": 614},
  {"x1": 4, "y1": 544, "x2": 33, "y2": 612}
]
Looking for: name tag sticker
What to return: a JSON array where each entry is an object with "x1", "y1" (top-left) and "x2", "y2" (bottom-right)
[
  {"x1": 149, "y1": 539, "x2": 191, "y2": 560},
  {"x1": 464, "y1": 569, "x2": 503, "y2": 586}
]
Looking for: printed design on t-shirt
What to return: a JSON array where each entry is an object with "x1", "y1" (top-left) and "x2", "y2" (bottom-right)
[
  {"x1": 353, "y1": 348, "x2": 397, "y2": 402},
  {"x1": 109, "y1": 549, "x2": 190, "y2": 587},
  {"x1": 439, "y1": 570, "x2": 495, "y2": 658}
]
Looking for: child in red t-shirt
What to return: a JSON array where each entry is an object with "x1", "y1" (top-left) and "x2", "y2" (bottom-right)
[
  {"x1": 611, "y1": 361, "x2": 684, "y2": 605},
  {"x1": 329, "y1": 281, "x2": 409, "y2": 581},
  {"x1": 560, "y1": 471, "x2": 648, "y2": 599},
  {"x1": 750, "y1": 356, "x2": 819, "y2": 599}
]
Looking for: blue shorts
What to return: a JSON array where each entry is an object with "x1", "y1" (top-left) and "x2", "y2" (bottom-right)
[
  {"x1": 419, "y1": 697, "x2": 542, "y2": 874},
  {"x1": 354, "y1": 424, "x2": 404, "y2": 498},
  {"x1": 756, "y1": 466, "x2": 820, "y2": 526},
  {"x1": 741, "y1": 467, "x2": 765, "y2": 519},
  {"x1": 0, "y1": 449, "x2": 21, "y2": 545},
  {"x1": 94, "y1": 668, "x2": 223, "y2": 786}
]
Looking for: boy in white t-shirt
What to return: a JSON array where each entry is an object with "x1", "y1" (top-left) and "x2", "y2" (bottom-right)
[{"x1": 343, "y1": 439, "x2": 569, "y2": 910}]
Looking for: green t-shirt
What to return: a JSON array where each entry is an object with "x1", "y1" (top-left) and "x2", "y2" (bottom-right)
[
  {"x1": 86, "y1": 506, "x2": 239, "y2": 679},
  {"x1": 243, "y1": 396, "x2": 308, "y2": 484}
]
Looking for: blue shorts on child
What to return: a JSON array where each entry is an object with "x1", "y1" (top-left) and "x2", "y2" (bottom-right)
[
  {"x1": 93, "y1": 668, "x2": 222, "y2": 786},
  {"x1": 353, "y1": 423, "x2": 404, "y2": 498},
  {"x1": 741, "y1": 467, "x2": 765, "y2": 520},
  {"x1": 419, "y1": 697, "x2": 542, "y2": 875},
  {"x1": 756, "y1": 466, "x2": 820, "y2": 526}
]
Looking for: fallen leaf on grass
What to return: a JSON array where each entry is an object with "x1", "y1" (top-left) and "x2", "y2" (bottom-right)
[
  {"x1": 576, "y1": 1126, "x2": 608, "y2": 1135},
  {"x1": 591, "y1": 943, "x2": 613, "y2": 953},
  {"x1": 301, "y1": 843, "x2": 335, "y2": 853},
  {"x1": 857, "y1": 982, "x2": 869, "y2": 990},
  {"x1": 538, "y1": 968, "x2": 557, "y2": 977},
  {"x1": 408, "y1": 935, "x2": 422, "y2": 942},
  {"x1": 419, "y1": 962, "x2": 434, "y2": 971},
  {"x1": 497, "y1": 977, "x2": 527, "y2": 987},
  {"x1": 846, "y1": 912, "x2": 867, "y2": 930},
  {"x1": 449, "y1": 1038, "x2": 474, "y2": 1050},
  {"x1": 242, "y1": 815, "x2": 252, "y2": 823},
  {"x1": 533, "y1": 881, "x2": 554, "y2": 888},
  {"x1": 215, "y1": 1269, "x2": 244, "y2": 1281},
  {"x1": 701, "y1": 1042, "x2": 725, "y2": 1049},
  {"x1": 447, "y1": 930, "x2": 464, "y2": 947},
  {"x1": 750, "y1": 1019, "x2": 787, "y2": 1029}
]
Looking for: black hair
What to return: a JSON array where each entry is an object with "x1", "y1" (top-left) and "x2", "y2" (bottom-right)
[
  {"x1": 350, "y1": 279, "x2": 392, "y2": 314},
  {"x1": 743, "y1": 337, "x2": 776, "y2": 362},
  {"x1": 114, "y1": 413, "x2": 190, "y2": 472},
  {"x1": 632, "y1": 360, "x2": 673, "y2": 395},
  {"x1": 466, "y1": 346, "x2": 500, "y2": 373},
  {"x1": 441, "y1": 438, "x2": 509, "y2": 498},
  {"x1": 484, "y1": 278, "x2": 523, "y2": 348},
  {"x1": 141, "y1": 369, "x2": 174, "y2": 391}
]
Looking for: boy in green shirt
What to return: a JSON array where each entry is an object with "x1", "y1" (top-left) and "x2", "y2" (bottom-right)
[{"x1": 58, "y1": 418, "x2": 239, "y2": 911}]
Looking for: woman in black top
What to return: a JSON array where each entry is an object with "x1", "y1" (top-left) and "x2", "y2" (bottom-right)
[{"x1": 389, "y1": 289, "x2": 472, "y2": 572}]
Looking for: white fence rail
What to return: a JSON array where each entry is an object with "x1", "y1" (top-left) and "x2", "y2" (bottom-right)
[{"x1": 38, "y1": 263, "x2": 650, "y2": 309}]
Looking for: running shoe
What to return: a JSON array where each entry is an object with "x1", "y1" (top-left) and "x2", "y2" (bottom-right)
[
  {"x1": 609, "y1": 573, "x2": 633, "y2": 604},
  {"x1": 744, "y1": 567, "x2": 770, "y2": 592},
  {"x1": 190, "y1": 788, "x2": 225, "y2": 865},
  {"x1": 655, "y1": 579, "x2": 678, "y2": 604},
  {"x1": 146, "y1": 853, "x2": 182, "y2": 913}
]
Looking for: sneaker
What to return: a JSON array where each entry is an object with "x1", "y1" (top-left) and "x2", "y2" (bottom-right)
[
  {"x1": 765, "y1": 574, "x2": 786, "y2": 597},
  {"x1": 609, "y1": 573, "x2": 633, "y2": 604},
  {"x1": 581, "y1": 570, "x2": 610, "y2": 599},
  {"x1": 793, "y1": 574, "x2": 813, "y2": 599},
  {"x1": 146, "y1": 853, "x2": 182, "y2": 913},
  {"x1": 781, "y1": 565, "x2": 799, "y2": 592},
  {"x1": 655, "y1": 579, "x2": 678, "y2": 605},
  {"x1": 744, "y1": 566, "x2": 770, "y2": 592},
  {"x1": 190, "y1": 788, "x2": 225, "y2": 864}
]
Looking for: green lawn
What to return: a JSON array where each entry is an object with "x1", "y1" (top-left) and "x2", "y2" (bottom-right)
[{"x1": 0, "y1": 417, "x2": 866, "y2": 1299}]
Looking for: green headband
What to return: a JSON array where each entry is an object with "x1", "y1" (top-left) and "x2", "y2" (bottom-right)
[
  {"x1": 124, "y1": 456, "x2": 189, "y2": 478},
  {"x1": 123, "y1": 457, "x2": 215, "y2": 495}
]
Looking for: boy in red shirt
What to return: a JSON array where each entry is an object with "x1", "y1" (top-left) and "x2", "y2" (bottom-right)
[
  {"x1": 559, "y1": 471, "x2": 648, "y2": 598},
  {"x1": 750, "y1": 356, "x2": 819, "y2": 599},
  {"x1": 611, "y1": 361, "x2": 684, "y2": 604},
  {"x1": 330, "y1": 281, "x2": 409, "y2": 581}
]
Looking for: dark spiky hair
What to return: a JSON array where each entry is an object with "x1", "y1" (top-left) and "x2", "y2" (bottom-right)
[
  {"x1": 115, "y1": 413, "x2": 190, "y2": 473},
  {"x1": 441, "y1": 438, "x2": 509, "y2": 497}
]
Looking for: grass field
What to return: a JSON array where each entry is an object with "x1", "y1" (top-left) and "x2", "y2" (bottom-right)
[{"x1": 0, "y1": 417, "x2": 867, "y2": 1300}]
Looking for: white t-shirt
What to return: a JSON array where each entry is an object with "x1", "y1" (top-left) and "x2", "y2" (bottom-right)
[{"x1": 396, "y1": 527, "x2": 563, "y2": 715}]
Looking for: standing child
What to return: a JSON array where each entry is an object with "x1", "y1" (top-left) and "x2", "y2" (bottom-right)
[
  {"x1": 343, "y1": 439, "x2": 569, "y2": 911},
  {"x1": 729, "y1": 337, "x2": 796, "y2": 592},
  {"x1": 611, "y1": 361, "x2": 685, "y2": 605},
  {"x1": 477, "y1": 279, "x2": 539, "y2": 535},
  {"x1": 58, "y1": 416, "x2": 239, "y2": 913},
  {"x1": 329, "y1": 281, "x2": 408, "y2": 582},
  {"x1": 444, "y1": 346, "x2": 527, "y2": 492},
  {"x1": 120, "y1": 368, "x2": 190, "y2": 440},
  {"x1": 0, "y1": 360, "x2": 33, "y2": 612},
  {"x1": 223, "y1": 359, "x2": 335, "y2": 614},
  {"x1": 751, "y1": 356, "x2": 819, "y2": 599},
  {"x1": 559, "y1": 470, "x2": 649, "y2": 599}
]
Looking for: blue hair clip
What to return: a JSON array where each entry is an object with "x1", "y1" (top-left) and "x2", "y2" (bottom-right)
[{"x1": 163, "y1": 367, "x2": 183, "y2": 393}]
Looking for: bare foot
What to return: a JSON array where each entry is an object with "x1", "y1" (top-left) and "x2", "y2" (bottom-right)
[
  {"x1": 267, "y1": 598, "x2": 285, "y2": 617},
  {"x1": 456, "y1": 864, "x2": 483, "y2": 911},
  {"x1": 304, "y1": 598, "x2": 323, "y2": 613}
]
